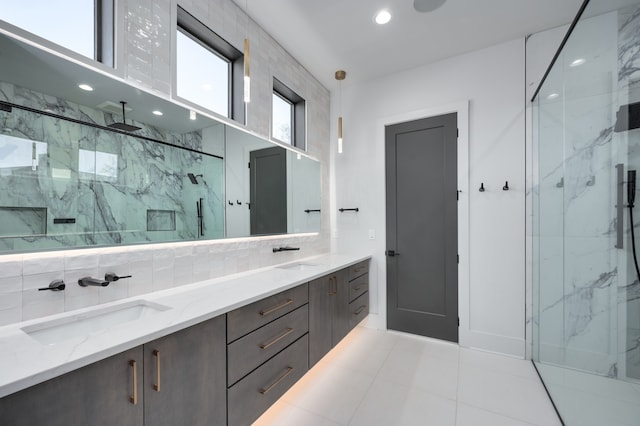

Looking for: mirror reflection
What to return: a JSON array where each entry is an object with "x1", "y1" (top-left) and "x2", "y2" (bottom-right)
[{"x1": 0, "y1": 30, "x2": 320, "y2": 253}]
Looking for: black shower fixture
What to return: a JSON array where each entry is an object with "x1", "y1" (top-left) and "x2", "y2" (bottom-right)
[
  {"x1": 107, "y1": 101, "x2": 142, "y2": 132},
  {"x1": 188, "y1": 173, "x2": 203, "y2": 184},
  {"x1": 614, "y1": 102, "x2": 640, "y2": 132}
]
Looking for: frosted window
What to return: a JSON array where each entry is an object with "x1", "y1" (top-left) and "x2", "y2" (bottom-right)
[
  {"x1": 272, "y1": 93, "x2": 292, "y2": 144},
  {"x1": 2, "y1": 0, "x2": 95, "y2": 59},
  {"x1": 177, "y1": 30, "x2": 230, "y2": 117}
]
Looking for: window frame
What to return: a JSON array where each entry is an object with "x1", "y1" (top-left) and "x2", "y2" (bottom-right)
[
  {"x1": 272, "y1": 78, "x2": 306, "y2": 150},
  {"x1": 176, "y1": 7, "x2": 245, "y2": 123}
]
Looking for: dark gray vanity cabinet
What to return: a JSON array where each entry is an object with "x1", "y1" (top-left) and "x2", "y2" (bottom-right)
[
  {"x1": 143, "y1": 315, "x2": 226, "y2": 426},
  {"x1": 309, "y1": 269, "x2": 350, "y2": 367},
  {"x1": 0, "y1": 347, "x2": 144, "y2": 426},
  {"x1": 347, "y1": 260, "x2": 370, "y2": 329},
  {"x1": 0, "y1": 316, "x2": 226, "y2": 426},
  {"x1": 226, "y1": 284, "x2": 309, "y2": 426}
]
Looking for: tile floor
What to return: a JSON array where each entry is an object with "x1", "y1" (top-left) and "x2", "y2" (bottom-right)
[
  {"x1": 254, "y1": 326, "x2": 561, "y2": 426},
  {"x1": 536, "y1": 363, "x2": 640, "y2": 426}
]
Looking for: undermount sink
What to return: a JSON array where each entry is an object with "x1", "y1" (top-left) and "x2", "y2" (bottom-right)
[
  {"x1": 276, "y1": 262, "x2": 323, "y2": 271},
  {"x1": 21, "y1": 300, "x2": 171, "y2": 346}
]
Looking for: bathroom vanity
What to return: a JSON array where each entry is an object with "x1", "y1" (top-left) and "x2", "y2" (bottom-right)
[{"x1": 0, "y1": 254, "x2": 370, "y2": 426}]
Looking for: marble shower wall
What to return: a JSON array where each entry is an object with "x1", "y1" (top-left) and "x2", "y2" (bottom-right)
[
  {"x1": 534, "y1": 4, "x2": 640, "y2": 380},
  {"x1": 0, "y1": 81, "x2": 225, "y2": 251},
  {"x1": 619, "y1": 4, "x2": 640, "y2": 381},
  {"x1": 535, "y1": 10, "x2": 621, "y2": 376}
]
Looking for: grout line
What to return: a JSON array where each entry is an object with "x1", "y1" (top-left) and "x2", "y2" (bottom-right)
[
  {"x1": 454, "y1": 341, "x2": 462, "y2": 425},
  {"x1": 457, "y1": 403, "x2": 541, "y2": 426}
]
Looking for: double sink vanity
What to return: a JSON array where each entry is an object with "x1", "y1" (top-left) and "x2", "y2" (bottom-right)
[{"x1": 0, "y1": 253, "x2": 370, "y2": 425}]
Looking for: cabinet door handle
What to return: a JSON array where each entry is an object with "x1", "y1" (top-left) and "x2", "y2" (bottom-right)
[
  {"x1": 354, "y1": 305, "x2": 367, "y2": 315},
  {"x1": 259, "y1": 367, "x2": 294, "y2": 395},
  {"x1": 259, "y1": 328, "x2": 294, "y2": 350},
  {"x1": 129, "y1": 360, "x2": 138, "y2": 405},
  {"x1": 153, "y1": 350, "x2": 161, "y2": 392},
  {"x1": 328, "y1": 277, "x2": 337, "y2": 296},
  {"x1": 259, "y1": 298, "x2": 293, "y2": 316}
]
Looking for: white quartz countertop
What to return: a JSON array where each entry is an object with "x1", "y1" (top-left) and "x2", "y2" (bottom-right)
[{"x1": 0, "y1": 253, "x2": 371, "y2": 398}]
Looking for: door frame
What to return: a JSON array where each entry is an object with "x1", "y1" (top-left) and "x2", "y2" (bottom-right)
[{"x1": 376, "y1": 100, "x2": 470, "y2": 347}]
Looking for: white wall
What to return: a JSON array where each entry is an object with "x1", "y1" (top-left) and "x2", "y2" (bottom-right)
[{"x1": 333, "y1": 38, "x2": 527, "y2": 357}]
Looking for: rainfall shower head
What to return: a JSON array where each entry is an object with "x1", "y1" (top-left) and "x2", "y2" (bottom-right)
[
  {"x1": 107, "y1": 101, "x2": 141, "y2": 132},
  {"x1": 188, "y1": 173, "x2": 203, "y2": 184}
]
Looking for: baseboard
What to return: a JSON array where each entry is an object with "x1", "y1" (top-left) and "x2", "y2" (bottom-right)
[{"x1": 462, "y1": 329, "x2": 526, "y2": 358}]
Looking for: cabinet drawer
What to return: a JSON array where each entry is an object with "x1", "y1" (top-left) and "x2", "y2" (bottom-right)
[
  {"x1": 227, "y1": 283, "x2": 308, "y2": 343},
  {"x1": 348, "y1": 273, "x2": 369, "y2": 302},
  {"x1": 228, "y1": 334, "x2": 309, "y2": 426},
  {"x1": 228, "y1": 304, "x2": 309, "y2": 386},
  {"x1": 348, "y1": 260, "x2": 369, "y2": 281},
  {"x1": 349, "y1": 292, "x2": 369, "y2": 329}
]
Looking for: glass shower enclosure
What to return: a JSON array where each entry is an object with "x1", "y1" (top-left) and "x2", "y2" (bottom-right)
[{"x1": 532, "y1": 0, "x2": 640, "y2": 424}]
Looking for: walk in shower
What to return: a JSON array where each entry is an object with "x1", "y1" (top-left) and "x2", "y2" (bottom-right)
[{"x1": 532, "y1": 0, "x2": 640, "y2": 424}]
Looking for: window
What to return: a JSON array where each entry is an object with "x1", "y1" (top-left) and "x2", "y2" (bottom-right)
[
  {"x1": 272, "y1": 93, "x2": 293, "y2": 144},
  {"x1": 176, "y1": 7, "x2": 245, "y2": 122},
  {"x1": 176, "y1": 30, "x2": 230, "y2": 117},
  {"x1": 272, "y1": 78, "x2": 306, "y2": 150},
  {"x1": 1, "y1": 0, "x2": 113, "y2": 65}
]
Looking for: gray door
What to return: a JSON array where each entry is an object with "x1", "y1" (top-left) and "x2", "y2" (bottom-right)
[
  {"x1": 250, "y1": 146, "x2": 287, "y2": 235},
  {"x1": 385, "y1": 113, "x2": 458, "y2": 342}
]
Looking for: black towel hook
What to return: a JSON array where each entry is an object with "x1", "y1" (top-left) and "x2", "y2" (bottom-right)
[
  {"x1": 479, "y1": 183, "x2": 485, "y2": 192},
  {"x1": 503, "y1": 181, "x2": 510, "y2": 191}
]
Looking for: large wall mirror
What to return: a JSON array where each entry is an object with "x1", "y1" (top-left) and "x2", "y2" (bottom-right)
[{"x1": 0, "y1": 31, "x2": 321, "y2": 253}]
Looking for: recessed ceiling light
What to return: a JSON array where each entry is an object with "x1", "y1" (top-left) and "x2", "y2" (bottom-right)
[
  {"x1": 570, "y1": 58, "x2": 586, "y2": 67},
  {"x1": 202, "y1": 83, "x2": 213, "y2": 91},
  {"x1": 78, "y1": 84, "x2": 93, "y2": 91},
  {"x1": 547, "y1": 93, "x2": 559, "y2": 100},
  {"x1": 152, "y1": 110, "x2": 163, "y2": 116},
  {"x1": 375, "y1": 10, "x2": 391, "y2": 25}
]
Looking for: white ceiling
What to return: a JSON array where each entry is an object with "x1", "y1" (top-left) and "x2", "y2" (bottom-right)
[{"x1": 235, "y1": 0, "x2": 586, "y2": 89}]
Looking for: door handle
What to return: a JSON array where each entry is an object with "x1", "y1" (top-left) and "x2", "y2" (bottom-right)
[{"x1": 385, "y1": 250, "x2": 399, "y2": 257}]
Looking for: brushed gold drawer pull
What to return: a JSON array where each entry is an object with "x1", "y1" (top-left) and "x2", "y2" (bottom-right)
[
  {"x1": 354, "y1": 305, "x2": 367, "y2": 315},
  {"x1": 260, "y1": 298, "x2": 293, "y2": 316},
  {"x1": 153, "y1": 350, "x2": 161, "y2": 392},
  {"x1": 354, "y1": 266, "x2": 365, "y2": 272},
  {"x1": 260, "y1": 328, "x2": 294, "y2": 350},
  {"x1": 259, "y1": 367, "x2": 294, "y2": 395},
  {"x1": 129, "y1": 360, "x2": 138, "y2": 405},
  {"x1": 353, "y1": 285, "x2": 362, "y2": 291}
]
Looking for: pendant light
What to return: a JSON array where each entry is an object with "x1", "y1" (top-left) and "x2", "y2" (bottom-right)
[
  {"x1": 335, "y1": 70, "x2": 346, "y2": 154},
  {"x1": 244, "y1": 0, "x2": 251, "y2": 103}
]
